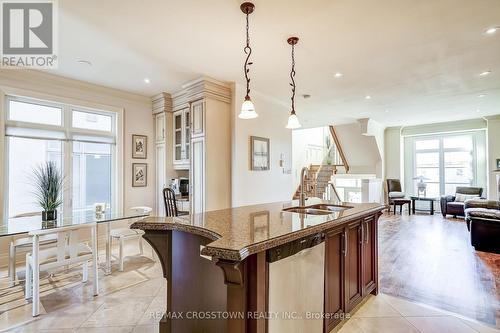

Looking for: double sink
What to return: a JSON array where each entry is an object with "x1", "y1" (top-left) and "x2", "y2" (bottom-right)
[{"x1": 282, "y1": 203, "x2": 353, "y2": 216}]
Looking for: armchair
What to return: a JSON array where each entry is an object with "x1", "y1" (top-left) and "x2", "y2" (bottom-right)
[
  {"x1": 464, "y1": 199, "x2": 500, "y2": 254},
  {"x1": 440, "y1": 186, "x2": 483, "y2": 218}
]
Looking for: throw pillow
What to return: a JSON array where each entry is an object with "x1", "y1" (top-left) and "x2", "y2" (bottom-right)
[{"x1": 454, "y1": 193, "x2": 480, "y2": 202}]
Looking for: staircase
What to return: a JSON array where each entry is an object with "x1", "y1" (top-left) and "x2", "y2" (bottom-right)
[{"x1": 293, "y1": 126, "x2": 349, "y2": 200}]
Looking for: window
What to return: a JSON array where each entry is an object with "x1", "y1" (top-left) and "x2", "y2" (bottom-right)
[
  {"x1": 7, "y1": 138, "x2": 62, "y2": 217},
  {"x1": 72, "y1": 109, "x2": 113, "y2": 132},
  {"x1": 4, "y1": 96, "x2": 120, "y2": 218},
  {"x1": 405, "y1": 131, "x2": 486, "y2": 197},
  {"x1": 8, "y1": 100, "x2": 62, "y2": 126},
  {"x1": 72, "y1": 142, "x2": 112, "y2": 211}
]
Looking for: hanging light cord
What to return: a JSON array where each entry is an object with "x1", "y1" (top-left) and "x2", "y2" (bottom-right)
[
  {"x1": 243, "y1": 10, "x2": 252, "y2": 99},
  {"x1": 290, "y1": 43, "x2": 296, "y2": 114}
]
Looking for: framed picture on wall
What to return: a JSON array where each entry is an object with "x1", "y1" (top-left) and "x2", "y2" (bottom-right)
[
  {"x1": 497, "y1": 158, "x2": 500, "y2": 170},
  {"x1": 132, "y1": 134, "x2": 147, "y2": 159},
  {"x1": 250, "y1": 136, "x2": 270, "y2": 171},
  {"x1": 132, "y1": 163, "x2": 147, "y2": 187}
]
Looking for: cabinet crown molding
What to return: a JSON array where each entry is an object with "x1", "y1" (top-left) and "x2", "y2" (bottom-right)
[
  {"x1": 152, "y1": 92, "x2": 172, "y2": 114},
  {"x1": 172, "y1": 76, "x2": 231, "y2": 110}
]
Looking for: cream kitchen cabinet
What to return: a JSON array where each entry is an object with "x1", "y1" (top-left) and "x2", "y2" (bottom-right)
[
  {"x1": 155, "y1": 112, "x2": 166, "y2": 143},
  {"x1": 190, "y1": 136, "x2": 205, "y2": 214},
  {"x1": 168, "y1": 77, "x2": 231, "y2": 214},
  {"x1": 155, "y1": 142, "x2": 166, "y2": 216},
  {"x1": 173, "y1": 108, "x2": 190, "y2": 169},
  {"x1": 190, "y1": 99, "x2": 204, "y2": 137}
]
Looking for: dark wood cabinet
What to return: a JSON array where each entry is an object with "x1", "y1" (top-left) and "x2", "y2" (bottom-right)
[
  {"x1": 361, "y1": 216, "x2": 377, "y2": 296},
  {"x1": 324, "y1": 226, "x2": 346, "y2": 332},
  {"x1": 345, "y1": 220, "x2": 363, "y2": 311},
  {"x1": 325, "y1": 214, "x2": 379, "y2": 330}
]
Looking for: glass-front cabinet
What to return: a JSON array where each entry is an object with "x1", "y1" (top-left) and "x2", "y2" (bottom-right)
[{"x1": 173, "y1": 108, "x2": 190, "y2": 169}]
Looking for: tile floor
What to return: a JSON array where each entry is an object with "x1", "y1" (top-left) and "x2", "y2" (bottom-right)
[
  {"x1": 0, "y1": 242, "x2": 499, "y2": 333},
  {"x1": 338, "y1": 293, "x2": 500, "y2": 333}
]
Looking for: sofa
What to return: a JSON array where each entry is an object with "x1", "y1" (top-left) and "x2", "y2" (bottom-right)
[
  {"x1": 440, "y1": 187, "x2": 483, "y2": 218},
  {"x1": 464, "y1": 199, "x2": 500, "y2": 254}
]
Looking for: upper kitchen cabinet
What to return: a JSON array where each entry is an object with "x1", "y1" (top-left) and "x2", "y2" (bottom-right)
[
  {"x1": 155, "y1": 112, "x2": 166, "y2": 143},
  {"x1": 190, "y1": 99, "x2": 204, "y2": 137},
  {"x1": 173, "y1": 107, "x2": 190, "y2": 169}
]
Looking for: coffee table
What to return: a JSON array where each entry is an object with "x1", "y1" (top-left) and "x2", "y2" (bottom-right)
[{"x1": 410, "y1": 196, "x2": 438, "y2": 215}]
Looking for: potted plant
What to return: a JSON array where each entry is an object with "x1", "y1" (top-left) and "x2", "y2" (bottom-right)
[{"x1": 33, "y1": 161, "x2": 63, "y2": 221}]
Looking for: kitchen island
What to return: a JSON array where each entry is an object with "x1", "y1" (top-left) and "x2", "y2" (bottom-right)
[{"x1": 131, "y1": 198, "x2": 385, "y2": 333}]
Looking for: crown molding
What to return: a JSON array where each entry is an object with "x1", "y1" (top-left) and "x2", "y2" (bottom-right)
[
  {"x1": 484, "y1": 114, "x2": 500, "y2": 121},
  {"x1": 0, "y1": 69, "x2": 151, "y2": 105},
  {"x1": 152, "y1": 92, "x2": 172, "y2": 114},
  {"x1": 172, "y1": 76, "x2": 231, "y2": 110}
]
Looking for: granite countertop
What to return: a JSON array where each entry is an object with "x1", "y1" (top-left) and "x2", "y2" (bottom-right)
[{"x1": 131, "y1": 198, "x2": 385, "y2": 261}]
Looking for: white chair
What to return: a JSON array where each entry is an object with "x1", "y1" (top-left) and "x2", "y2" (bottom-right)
[
  {"x1": 9, "y1": 213, "x2": 58, "y2": 287},
  {"x1": 9, "y1": 234, "x2": 58, "y2": 287},
  {"x1": 25, "y1": 223, "x2": 98, "y2": 317},
  {"x1": 109, "y1": 206, "x2": 152, "y2": 272}
]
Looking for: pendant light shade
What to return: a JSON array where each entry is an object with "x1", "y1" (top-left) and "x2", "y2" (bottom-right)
[
  {"x1": 238, "y1": 2, "x2": 258, "y2": 120},
  {"x1": 286, "y1": 112, "x2": 301, "y2": 129},
  {"x1": 239, "y1": 96, "x2": 257, "y2": 119},
  {"x1": 286, "y1": 37, "x2": 301, "y2": 129}
]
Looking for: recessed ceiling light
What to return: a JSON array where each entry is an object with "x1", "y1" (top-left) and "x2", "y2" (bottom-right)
[
  {"x1": 365, "y1": 95, "x2": 372, "y2": 100},
  {"x1": 385, "y1": 110, "x2": 389, "y2": 113},
  {"x1": 144, "y1": 78, "x2": 151, "y2": 84},
  {"x1": 485, "y1": 27, "x2": 498, "y2": 35},
  {"x1": 476, "y1": 109, "x2": 480, "y2": 113},
  {"x1": 479, "y1": 70, "x2": 492, "y2": 77},
  {"x1": 77, "y1": 59, "x2": 92, "y2": 66},
  {"x1": 478, "y1": 94, "x2": 486, "y2": 98},
  {"x1": 334, "y1": 72, "x2": 343, "y2": 78}
]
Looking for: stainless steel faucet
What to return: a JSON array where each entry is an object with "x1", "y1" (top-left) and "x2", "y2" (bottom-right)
[{"x1": 299, "y1": 166, "x2": 309, "y2": 207}]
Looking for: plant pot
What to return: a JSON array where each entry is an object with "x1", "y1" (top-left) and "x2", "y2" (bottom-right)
[{"x1": 42, "y1": 210, "x2": 57, "y2": 221}]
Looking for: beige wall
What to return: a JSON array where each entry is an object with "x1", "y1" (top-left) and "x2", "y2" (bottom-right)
[
  {"x1": 384, "y1": 127, "x2": 403, "y2": 181},
  {"x1": 334, "y1": 122, "x2": 382, "y2": 176},
  {"x1": 487, "y1": 116, "x2": 500, "y2": 200},
  {"x1": 231, "y1": 83, "x2": 293, "y2": 207},
  {"x1": 0, "y1": 69, "x2": 155, "y2": 213}
]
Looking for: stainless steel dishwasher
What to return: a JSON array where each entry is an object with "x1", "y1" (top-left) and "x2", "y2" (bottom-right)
[{"x1": 267, "y1": 233, "x2": 325, "y2": 333}]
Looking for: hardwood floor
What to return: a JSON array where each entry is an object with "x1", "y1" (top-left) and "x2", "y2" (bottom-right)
[{"x1": 378, "y1": 211, "x2": 500, "y2": 328}]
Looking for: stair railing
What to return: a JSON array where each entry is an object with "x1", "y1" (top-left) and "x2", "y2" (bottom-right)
[
  {"x1": 328, "y1": 125, "x2": 350, "y2": 174},
  {"x1": 325, "y1": 182, "x2": 342, "y2": 202}
]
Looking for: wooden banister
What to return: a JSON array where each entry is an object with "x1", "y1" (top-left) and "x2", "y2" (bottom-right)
[{"x1": 329, "y1": 125, "x2": 349, "y2": 174}]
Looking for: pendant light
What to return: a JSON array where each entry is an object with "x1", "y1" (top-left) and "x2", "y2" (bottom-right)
[
  {"x1": 238, "y1": 2, "x2": 258, "y2": 119},
  {"x1": 286, "y1": 37, "x2": 301, "y2": 129}
]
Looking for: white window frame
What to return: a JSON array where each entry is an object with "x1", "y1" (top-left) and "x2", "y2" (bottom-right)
[
  {"x1": 404, "y1": 130, "x2": 486, "y2": 197},
  {"x1": 0, "y1": 88, "x2": 123, "y2": 221}
]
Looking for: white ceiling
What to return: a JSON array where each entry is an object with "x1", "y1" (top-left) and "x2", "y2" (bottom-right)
[{"x1": 52, "y1": 0, "x2": 500, "y2": 127}]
